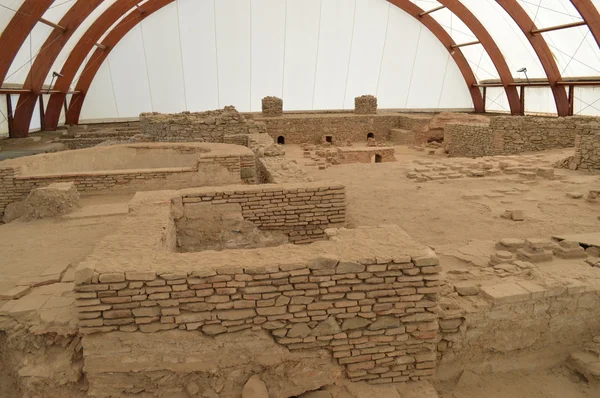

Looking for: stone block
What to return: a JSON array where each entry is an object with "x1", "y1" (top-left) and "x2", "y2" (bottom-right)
[{"x1": 481, "y1": 283, "x2": 531, "y2": 305}]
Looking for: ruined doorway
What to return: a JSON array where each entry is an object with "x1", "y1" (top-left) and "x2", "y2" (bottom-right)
[
  {"x1": 367, "y1": 133, "x2": 375, "y2": 139},
  {"x1": 374, "y1": 154, "x2": 382, "y2": 163},
  {"x1": 277, "y1": 136, "x2": 285, "y2": 144}
]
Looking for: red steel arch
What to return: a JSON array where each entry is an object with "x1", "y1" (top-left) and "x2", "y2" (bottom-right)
[
  {"x1": 2, "y1": 0, "x2": 599, "y2": 132},
  {"x1": 388, "y1": 0, "x2": 484, "y2": 113},
  {"x1": 11, "y1": 0, "x2": 105, "y2": 137},
  {"x1": 0, "y1": 0, "x2": 54, "y2": 85},
  {"x1": 571, "y1": 0, "x2": 600, "y2": 49},
  {"x1": 438, "y1": 0, "x2": 521, "y2": 114},
  {"x1": 495, "y1": 0, "x2": 570, "y2": 116},
  {"x1": 44, "y1": 0, "x2": 143, "y2": 131},
  {"x1": 66, "y1": 0, "x2": 175, "y2": 125},
  {"x1": 66, "y1": 0, "x2": 486, "y2": 125}
]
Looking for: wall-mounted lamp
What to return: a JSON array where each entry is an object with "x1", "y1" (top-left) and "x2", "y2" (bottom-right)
[
  {"x1": 517, "y1": 67, "x2": 530, "y2": 84},
  {"x1": 47, "y1": 71, "x2": 64, "y2": 94}
]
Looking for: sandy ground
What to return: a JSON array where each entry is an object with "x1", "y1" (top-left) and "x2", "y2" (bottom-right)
[
  {"x1": 0, "y1": 194, "x2": 132, "y2": 292},
  {"x1": 1, "y1": 143, "x2": 599, "y2": 397},
  {"x1": 435, "y1": 366, "x2": 600, "y2": 398},
  {"x1": 286, "y1": 144, "x2": 600, "y2": 248}
]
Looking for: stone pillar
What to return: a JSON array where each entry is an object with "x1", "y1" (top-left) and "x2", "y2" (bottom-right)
[
  {"x1": 261, "y1": 96, "x2": 283, "y2": 117},
  {"x1": 354, "y1": 95, "x2": 377, "y2": 114}
]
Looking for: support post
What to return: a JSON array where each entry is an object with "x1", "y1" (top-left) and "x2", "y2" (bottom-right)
[
  {"x1": 482, "y1": 86, "x2": 487, "y2": 113},
  {"x1": 6, "y1": 94, "x2": 14, "y2": 138},
  {"x1": 568, "y1": 85, "x2": 575, "y2": 116},
  {"x1": 519, "y1": 86, "x2": 525, "y2": 116},
  {"x1": 38, "y1": 95, "x2": 45, "y2": 131}
]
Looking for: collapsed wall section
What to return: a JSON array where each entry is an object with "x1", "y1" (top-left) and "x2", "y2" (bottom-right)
[{"x1": 140, "y1": 106, "x2": 267, "y2": 142}]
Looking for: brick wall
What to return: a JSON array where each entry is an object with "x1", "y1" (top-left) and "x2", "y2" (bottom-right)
[
  {"x1": 140, "y1": 106, "x2": 267, "y2": 143},
  {"x1": 174, "y1": 182, "x2": 345, "y2": 244},
  {"x1": 76, "y1": 255, "x2": 441, "y2": 384},
  {"x1": 445, "y1": 116, "x2": 597, "y2": 157}
]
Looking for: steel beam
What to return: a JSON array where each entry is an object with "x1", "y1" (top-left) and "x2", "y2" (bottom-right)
[
  {"x1": 44, "y1": 0, "x2": 144, "y2": 130},
  {"x1": 531, "y1": 20, "x2": 586, "y2": 35},
  {"x1": 67, "y1": 0, "x2": 176, "y2": 125},
  {"x1": 11, "y1": 0, "x2": 105, "y2": 137},
  {"x1": 388, "y1": 1, "x2": 484, "y2": 112},
  {"x1": 0, "y1": 1, "x2": 54, "y2": 86},
  {"x1": 495, "y1": 0, "x2": 570, "y2": 116},
  {"x1": 571, "y1": 0, "x2": 600, "y2": 49}
]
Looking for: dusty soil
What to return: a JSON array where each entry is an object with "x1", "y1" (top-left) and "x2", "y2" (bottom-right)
[
  {"x1": 435, "y1": 366, "x2": 600, "y2": 398},
  {"x1": 0, "y1": 194, "x2": 132, "y2": 292},
  {"x1": 286, "y1": 145, "x2": 600, "y2": 248}
]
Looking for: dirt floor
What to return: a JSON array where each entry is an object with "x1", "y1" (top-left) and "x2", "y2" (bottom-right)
[
  {"x1": 0, "y1": 194, "x2": 132, "y2": 292},
  {"x1": 435, "y1": 366, "x2": 600, "y2": 398},
  {"x1": 286, "y1": 144, "x2": 600, "y2": 248}
]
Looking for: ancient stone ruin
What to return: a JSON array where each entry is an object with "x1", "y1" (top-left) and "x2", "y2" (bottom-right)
[
  {"x1": 354, "y1": 95, "x2": 378, "y2": 115},
  {"x1": 262, "y1": 96, "x2": 283, "y2": 117},
  {"x1": 1, "y1": 106, "x2": 600, "y2": 398}
]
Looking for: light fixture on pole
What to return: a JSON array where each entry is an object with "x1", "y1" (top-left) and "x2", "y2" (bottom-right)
[
  {"x1": 47, "y1": 71, "x2": 64, "y2": 94},
  {"x1": 517, "y1": 67, "x2": 530, "y2": 84}
]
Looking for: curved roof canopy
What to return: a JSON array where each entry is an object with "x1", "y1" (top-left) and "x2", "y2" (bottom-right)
[{"x1": 0, "y1": 0, "x2": 598, "y2": 137}]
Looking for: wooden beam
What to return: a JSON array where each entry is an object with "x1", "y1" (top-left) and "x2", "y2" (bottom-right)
[
  {"x1": 451, "y1": 40, "x2": 481, "y2": 49},
  {"x1": 419, "y1": 5, "x2": 445, "y2": 17},
  {"x1": 39, "y1": 17, "x2": 67, "y2": 32},
  {"x1": 531, "y1": 20, "x2": 587, "y2": 35}
]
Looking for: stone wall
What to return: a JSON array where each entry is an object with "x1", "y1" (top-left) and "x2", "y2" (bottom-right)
[
  {"x1": 445, "y1": 116, "x2": 597, "y2": 157},
  {"x1": 256, "y1": 114, "x2": 405, "y2": 145},
  {"x1": 140, "y1": 106, "x2": 267, "y2": 143},
  {"x1": 437, "y1": 279, "x2": 600, "y2": 365},
  {"x1": 262, "y1": 96, "x2": 283, "y2": 117},
  {"x1": 445, "y1": 123, "x2": 500, "y2": 157},
  {"x1": 354, "y1": 95, "x2": 377, "y2": 115},
  {"x1": 0, "y1": 144, "x2": 256, "y2": 219},
  {"x1": 573, "y1": 123, "x2": 600, "y2": 170},
  {"x1": 174, "y1": 182, "x2": 346, "y2": 244},
  {"x1": 336, "y1": 147, "x2": 396, "y2": 164},
  {"x1": 75, "y1": 195, "x2": 442, "y2": 387}
]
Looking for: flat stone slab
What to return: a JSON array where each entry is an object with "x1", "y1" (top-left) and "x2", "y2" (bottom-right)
[
  {"x1": 481, "y1": 282, "x2": 531, "y2": 305},
  {"x1": 553, "y1": 232, "x2": 600, "y2": 249},
  {"x1": 0, "y1": 285, "x2": 31, "y2": 300}
]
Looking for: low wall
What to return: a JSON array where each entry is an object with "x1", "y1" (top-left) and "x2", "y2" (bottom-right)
[
  {"x1": 256, "y1": 114, "x2": 405, "y2": 144},
  {"x1": 140, "y1": 106, "x2": 267, "y2": 142},
  {"x1": 0, "y1": 143, "x2": 256, "y2": 219},
  {"x1": 445, "y1": 116, "x2": 598, "y2": 157},
  {"x1": 175, "y1": 182, "x2": 345, "y2": 244},
  {"x1": 437, "y1": 280, "x2": 600, "y2": 367},
  {"x1": 336, "y1": 147, "x2": 396, "y2": 164},
  {"x1": 74, "y1": 191, "x2": 442, "y2": 389}
]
